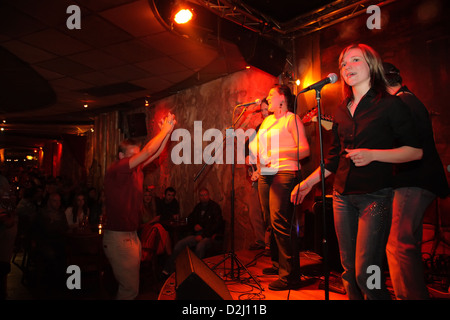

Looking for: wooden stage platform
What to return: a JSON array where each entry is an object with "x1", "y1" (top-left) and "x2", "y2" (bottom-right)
[{"x1": 158, "y1": 249, "x2": 348, "y2": 301}]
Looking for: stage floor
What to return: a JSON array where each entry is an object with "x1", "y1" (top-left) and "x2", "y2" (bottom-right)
[{"x1": 158, "y1": 249, "x2": 348, "y2": 301}]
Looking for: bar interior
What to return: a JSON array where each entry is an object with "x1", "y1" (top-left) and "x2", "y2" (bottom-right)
[{"x1": 0, "y1": 0, "x2": 449, "y2": 303}]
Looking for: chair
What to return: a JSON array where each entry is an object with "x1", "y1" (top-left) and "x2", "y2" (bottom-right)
[{"x1": 140, "y1": 226, "x2": 163, "y2": 288}]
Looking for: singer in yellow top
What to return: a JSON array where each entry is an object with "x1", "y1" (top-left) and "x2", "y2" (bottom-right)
[{"x1": 249, "y1": 84, "x2": 310, "y2": 291}]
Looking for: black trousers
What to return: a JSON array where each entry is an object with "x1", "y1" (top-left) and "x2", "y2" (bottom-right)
[{"x1": 258, "y1": 171, "x2": 300, "y2": 284}]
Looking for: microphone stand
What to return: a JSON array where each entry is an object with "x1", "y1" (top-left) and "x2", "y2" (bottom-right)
[
  {"x1": 315, "y1": 88, "x2": 330, "y2": 300},
  {"x1": 194, "y1": 104, "x2": 263, "y2": 291}
]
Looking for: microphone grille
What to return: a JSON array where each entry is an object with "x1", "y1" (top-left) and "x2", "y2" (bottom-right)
[
  {"x1": 328, "y1": 73, "x2": 338, "y2": 84},
  {"x1": 255, "y1": 99, "x2": 261, "y2": 105}
]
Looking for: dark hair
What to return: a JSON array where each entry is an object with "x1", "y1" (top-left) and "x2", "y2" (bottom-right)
[
  {"x1": 273, "y1": 84, "x2": 295, "y2": 112},
  {"x1": 383, "y1": 62, "x2": 403, "y2": 87},
  {"x1": 339, "y1": 44, "x2": 388, "y2": 100},
  {"x1": 165, "y1": 187, "x2": 176, "y2": 195}
]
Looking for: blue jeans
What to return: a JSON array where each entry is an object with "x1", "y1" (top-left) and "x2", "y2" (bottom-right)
[
  {"x1": 258, "y1": 171, "x2": 300, "y2": 284},
  {"x1": 387, "y1": 187, "x2": 435, "y2": 300},
  {"x1": 333, "y1": 188, "x2": 392, "y2": 300},
  {"x1": 164, "y1": 235, "x2": 213, "y2": 274}
]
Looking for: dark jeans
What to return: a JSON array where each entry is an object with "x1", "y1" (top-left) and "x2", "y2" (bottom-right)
[
  {"x1": 258, "y1": 171, "x2": 300, "y2": 284},
  {"x1": 333, "y1": 188, "x2": 393, "y2": 300},
  {"x1": 387, "y1": 187, "x2": 435, "y2": 299}
]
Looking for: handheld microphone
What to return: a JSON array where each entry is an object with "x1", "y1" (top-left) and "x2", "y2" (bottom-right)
[
  {"x1": 299, "y1": 73, "x2": 338, "y2": 93},
  {"x1": 236, "y1": 99, "x2": 261, "y2": 107}
]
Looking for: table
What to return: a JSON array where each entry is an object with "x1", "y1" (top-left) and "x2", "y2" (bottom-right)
[{"x1": 161, "y1": 219, "x2": 189, "y2": 245}]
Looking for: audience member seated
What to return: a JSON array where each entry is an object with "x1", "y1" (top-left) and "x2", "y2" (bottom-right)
[
  {"x1": 15, "y1": 187, "x2": 38, "y2": 240},
  {"x1": 86, "y1": 187, "x2": 102, "y2": 226},
  {"x1": 141, "y1": 187, "x2": 158, "y2": 225},
  {"x1": 13, "y1": 187, "x2": 38, "y2": 263},
  {"x1": 139, "y1": 189, "x2": 171, "y2": 262},
  {"x1": 64, "y1": 193, "x2": 90, "y2": 231},
  {"x1": 33, "y1": 185, "x2": 45, "y2": 210},
  {"x1": 32, "y1": 192, "x2": 68, "y2": 287},
  {"x1": 156, "y1": 187, "x2": 180, "y2": 223},
  {"x1": 162, "y1": 188, "x2": 223, "y2": 276}
]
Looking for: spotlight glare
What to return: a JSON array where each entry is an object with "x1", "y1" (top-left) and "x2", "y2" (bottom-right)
[{"x1": 174, "y1": 8, "x2": 193, "y2": 24}]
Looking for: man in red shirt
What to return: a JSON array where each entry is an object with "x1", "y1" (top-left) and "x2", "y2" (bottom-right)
[{"x1": 103, "y1": 112, "x2": 176, "y2": 300}]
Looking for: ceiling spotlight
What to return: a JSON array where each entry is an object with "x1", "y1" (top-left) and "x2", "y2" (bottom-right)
[
  {"x1": 172, "y1": 1, "x2": 195, "y2": 24},
  {"x1": 145, "y1": 97, "x2": 150, "y2": 107},
  {"x1": 174, "y1": 8, "x2": 193, "y2": 24},
  {"x1": 84, "y1": 103, "x2": 88, "y2": 108}
]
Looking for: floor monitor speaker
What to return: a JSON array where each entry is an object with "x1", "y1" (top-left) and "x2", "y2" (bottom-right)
[{"x1": 175, "y1": 247, "x2": 232, "y2": 300}]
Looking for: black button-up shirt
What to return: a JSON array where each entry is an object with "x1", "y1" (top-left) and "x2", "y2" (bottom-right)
[
  {"x1": 393, "y1": 86, "x2": 449, "y2": 197},
  {"x1": 324, "y1": 88, "x2": 421, "y2": 195}
]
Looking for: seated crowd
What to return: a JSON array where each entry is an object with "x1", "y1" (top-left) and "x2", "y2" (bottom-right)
[
  {"x1": 0, "y1": 165, "x2": 225, "y2": 298},
  {"x1": 138, "y1": 186, "x2": 224, "y2": 279}
]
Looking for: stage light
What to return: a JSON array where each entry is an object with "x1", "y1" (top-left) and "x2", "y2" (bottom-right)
[
  {"x1": 171, "y1": 1, "x2": 195, "y2": 25},
  {"x1": 174, "y1": 8, "x2": 193, "y2": 24}
]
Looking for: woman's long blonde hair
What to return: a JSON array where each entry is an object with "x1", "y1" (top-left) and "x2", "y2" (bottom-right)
[{"x1": 338, "y1": 43, "x2": 388, "y2": 101}]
